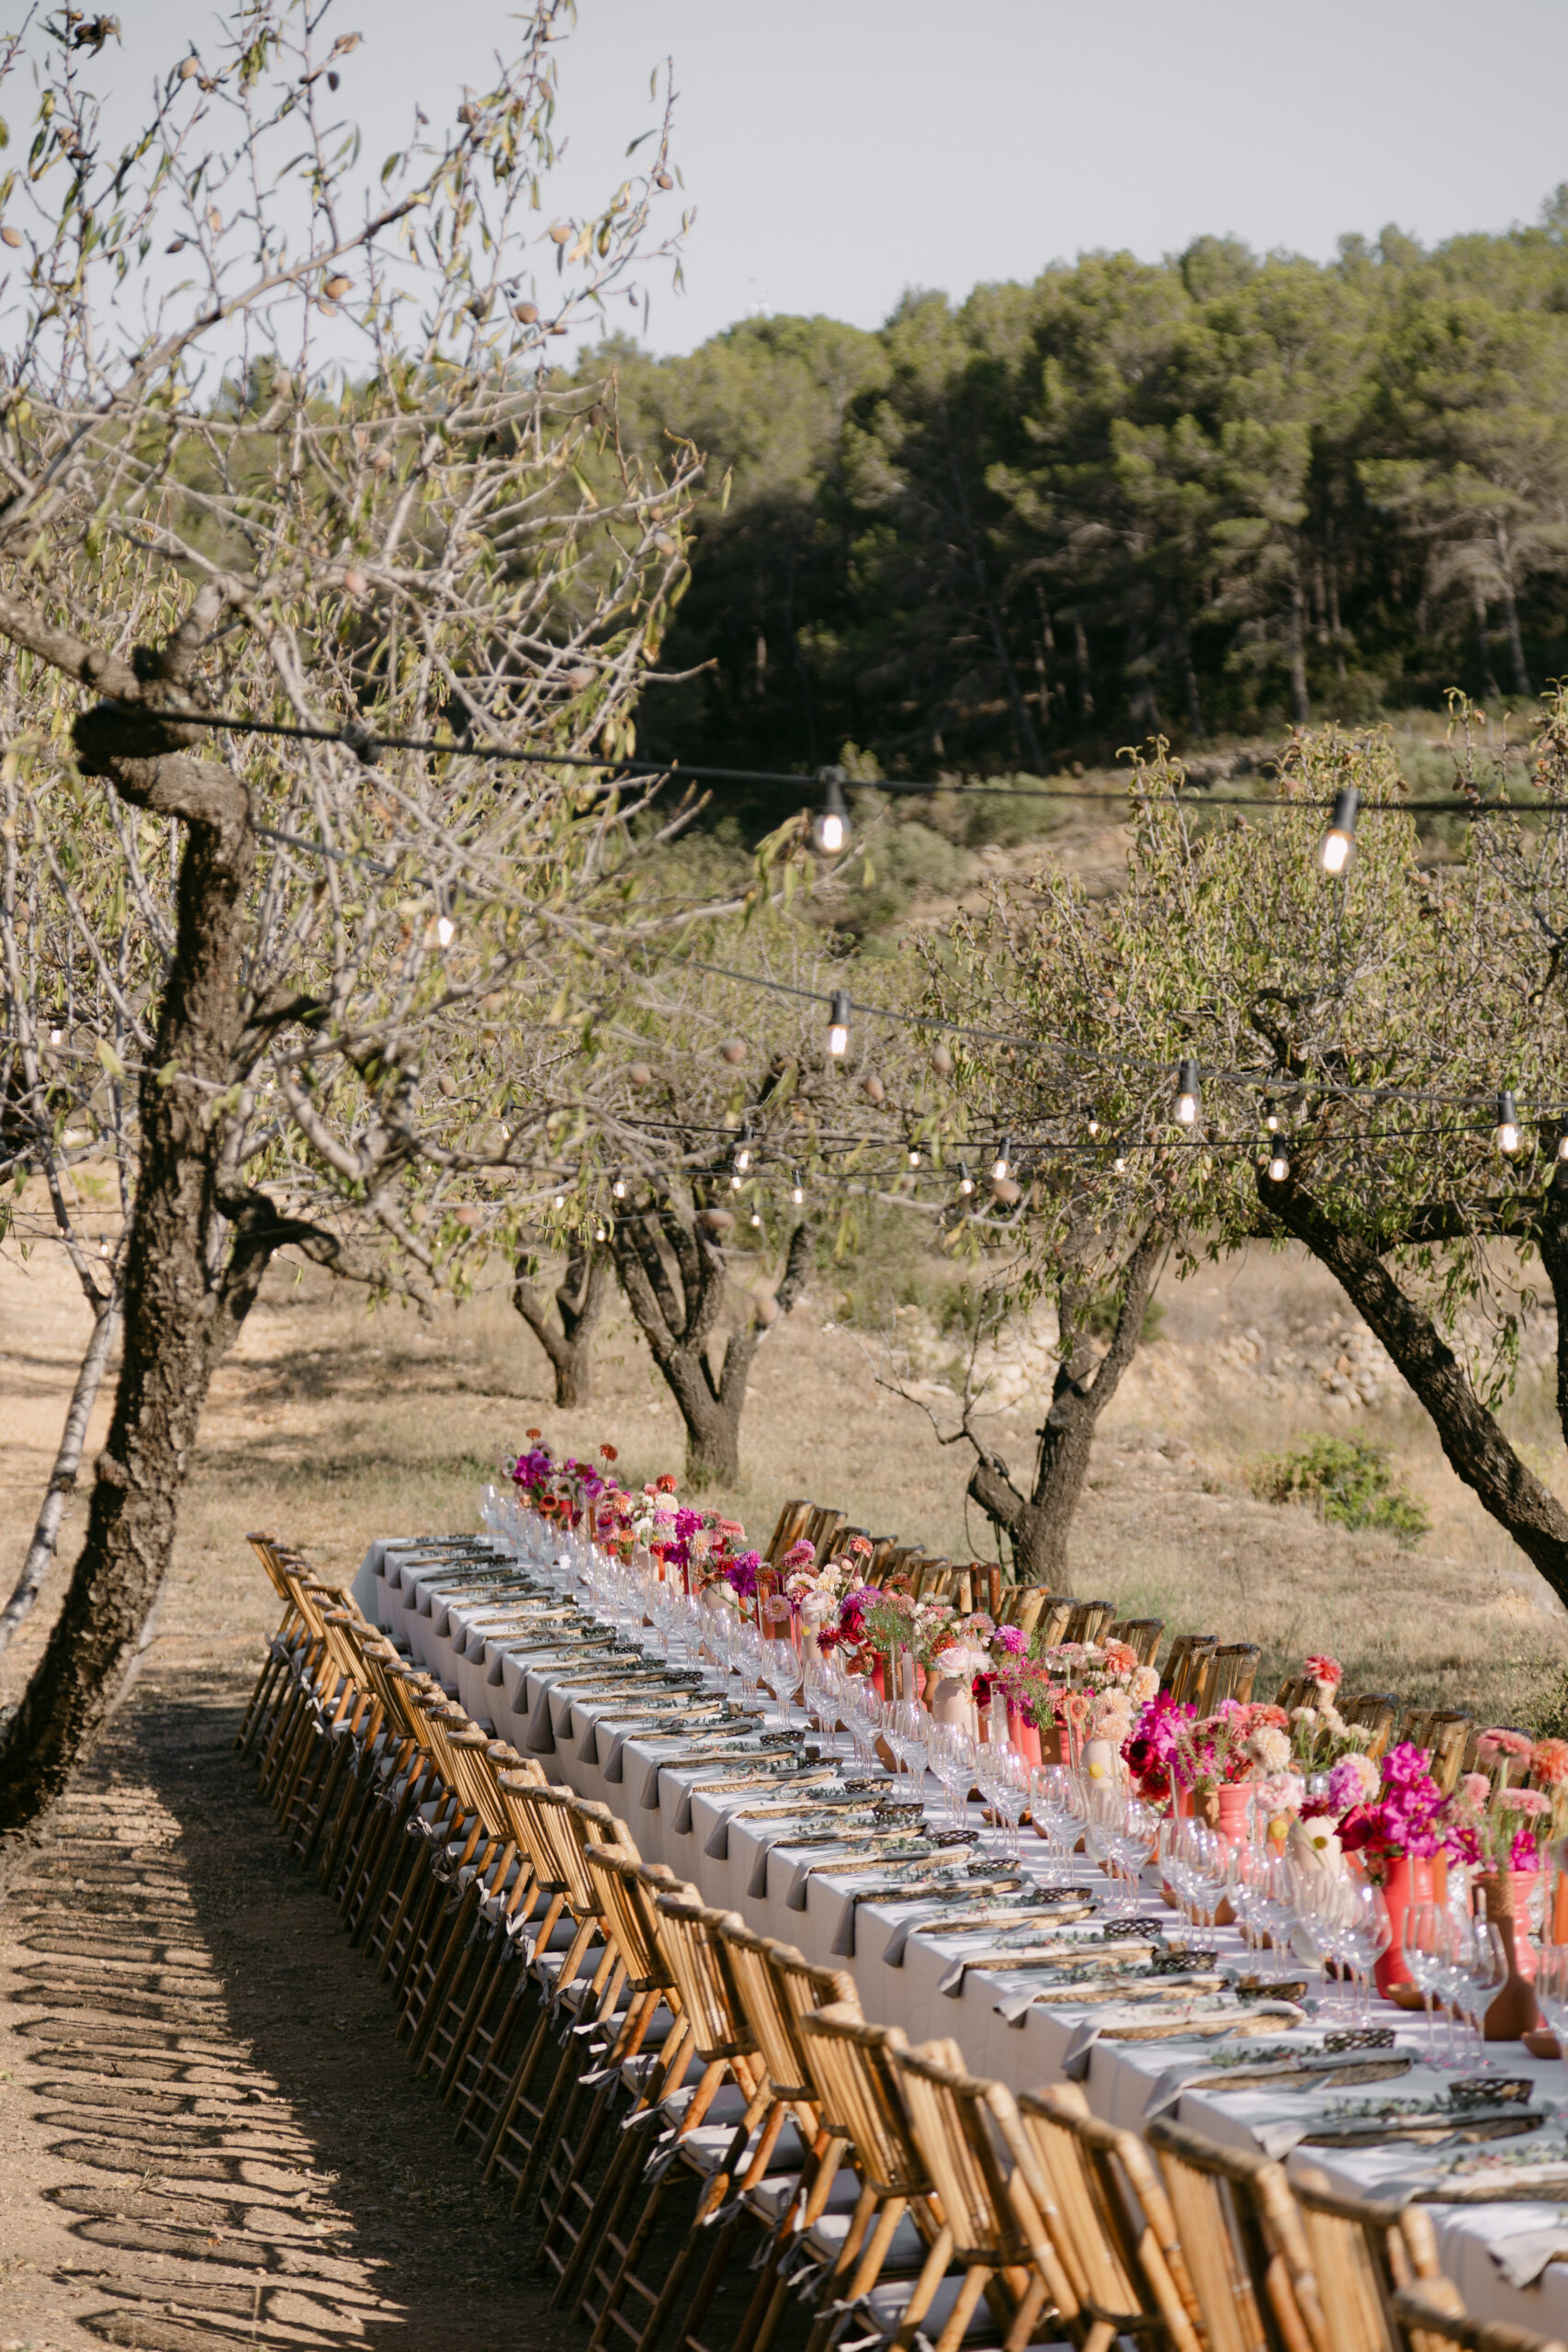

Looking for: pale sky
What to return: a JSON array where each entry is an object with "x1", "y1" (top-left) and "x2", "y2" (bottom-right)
[{"x1": 70, "y1": 1, "x2": 1568, "y2": 355}]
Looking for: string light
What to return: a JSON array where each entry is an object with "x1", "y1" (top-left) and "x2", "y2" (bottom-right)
[
  {"x1": 1558, "y1": 1124, "x2": 1568, "y2": 1164},
  {"x1": 1495, "y1": 1090, "x2": 1521, "y2": 1155},
  {"x1": 750, "y1": 1209, "x2": 761, "y2": 1228},
  {"x1": 97, "y1": 1238, "x2": 109, "y2": 1258},
  {"x1": 790, "y1": 1169, "x2": 805, "y2": 1204},
  {"x1": 1266, "y1": 1135, "x2": 1291, "y2": 1182},
  {"x1": 1087, "y1": 1108, "x2": 1101, "y2": 1139},
  {"x1": 1263, "y1": 1100, "x2": 1280, "y2": 1133},
  {"x1": 1175, "y1": 1059, "x2": 1201, "y2": 1126},
  {"x1": 612, "y1": 1172, "x2": 627, "y2": 1199},
  {"x1": 991, "y1": 1136, "x2": 1012, "y2": 1182},
  {"x1": 1320, "y1": 785, "x2": 1359, "y2": 874},
  {"x1": 958, "y1": 1160, "x2": 976, "y2": 1194},
  {"x1": 827, "y1": 989, "x2": 851, "y2": 1057},
  {"x1": 813, "y1": 766, "x2": 850, "y2": 855},
  {"x1": 1112, "y1": 1153, "x2": 1127, "y2": 1174},
  {"x1": 554, "y1": 1188, "x2": 567, "y2": 1207},
  {"x1": 908, "y1": 1148, "x2": 921, "y2": 1168},
  {"x1": 734, "y1": 1126, "x2": 752, "y2": 1174},
  {"x1": 50, "y1": 1028, "x2": 62, "y2": 1045}
]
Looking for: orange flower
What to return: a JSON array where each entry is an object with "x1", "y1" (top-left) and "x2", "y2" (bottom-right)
[
  {"x1": 1531, "y1": 1736, "x2": 1568, "y2": 1788},
  {"x1": 601, "y1": 1443, "x2": 618, "y2": 1462},
  {"x1": 525, "y1": 1426, "x2": 542, "y2": 1442}
]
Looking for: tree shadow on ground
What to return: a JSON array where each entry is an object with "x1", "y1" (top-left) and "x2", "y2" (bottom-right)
[{"x1": 2, "y1": 1673, "x2": 579, "y2": 2349}]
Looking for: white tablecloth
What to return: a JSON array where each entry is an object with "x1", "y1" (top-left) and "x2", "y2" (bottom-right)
[{"x1": 353, "y1": 1538, "x2": 1568, "y2": 2329}]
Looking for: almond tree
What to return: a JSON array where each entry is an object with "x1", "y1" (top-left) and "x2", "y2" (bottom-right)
[{"x1": 0, "y1": 0, "x2": 723, "y2": 1835}]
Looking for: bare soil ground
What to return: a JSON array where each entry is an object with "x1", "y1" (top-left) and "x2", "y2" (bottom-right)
[{"x1": 4, "y1": 1227, "x2": 1568, "y2": 2343}]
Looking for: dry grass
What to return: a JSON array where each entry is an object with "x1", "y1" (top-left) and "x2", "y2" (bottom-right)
[{"x1": 3, "y1": 1235, "x2": 1567, "y2": 1735}]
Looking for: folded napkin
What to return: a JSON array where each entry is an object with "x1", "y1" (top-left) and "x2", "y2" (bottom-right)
[
  {"x1": 524, "y1": 1684, "x2": 557, "y2": 1753},
  {"x1": 1489, "y1": 2214, "x2": 1568, "y2": 2288}
]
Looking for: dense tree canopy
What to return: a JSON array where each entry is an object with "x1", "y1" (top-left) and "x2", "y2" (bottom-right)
[{"x1": 604, "y1": 202, "x2": 1568, "y2": 777}]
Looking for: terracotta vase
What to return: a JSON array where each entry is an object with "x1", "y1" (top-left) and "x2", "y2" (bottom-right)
[
  {"x1": 1554, "y1": 1868, "x2": 1568, "y2": 1947},
  {"x1": 871, "y1": 1653, "x2": 889, "y2": 1702},
  {"x1": 1215, "y1": 1783, "x2": 1255, "y2": 1846},
  {"x1": 1008, "y1": 1705, "x2": 1043, "y2": 1769},
  {"x1": 1480, "y1": 1871, "x2": 1543, "y2": 2041},
  {"x1": 928, "y1": 1675, "x2": 973, "y2": 1731},
  {"x1": 1372, "y1": 1854, "x2": 1433, "y2": 1997}
]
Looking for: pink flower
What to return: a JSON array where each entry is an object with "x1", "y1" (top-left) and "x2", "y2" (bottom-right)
[
  {"x1": 781, "y1": 1539, "x2": 818, "y2": 1571},
  {"x1": 1303, "y1": 1654, "x2": 1343, "y2": 1688},
  {"x1": 1477, "y1": 1728, "x2": 1535, "y2": 1767},
  {"x1": 991, "y1": 1626, "x2": 1028, "y2": 1657},
  {"x1": 1461, "y1": 1773, "x2": 1492, "y2": 1808},
  {"x1": 1496, "y1": 1787, "x2": 1551, "y2": 1817}
]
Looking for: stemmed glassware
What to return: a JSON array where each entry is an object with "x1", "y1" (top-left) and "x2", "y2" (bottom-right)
[
  {"x1": 1029, "y1": 1765, "x2": 1082, "y2": 1884},
  {"x1": 888, "y1": 1700, "x2": 931, "y2": 1794},
  {"x1": 931, "y1": 1724, "x2": 976, "y2": 1829}
]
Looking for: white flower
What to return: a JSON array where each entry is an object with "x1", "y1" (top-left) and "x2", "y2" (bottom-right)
[
  {"x1": 931, "y1": 1640, "x2": 990, "y2": 1681},
  {"x1": 1131, "y1": 1666, "x2": 1159, "y2": 1704}
]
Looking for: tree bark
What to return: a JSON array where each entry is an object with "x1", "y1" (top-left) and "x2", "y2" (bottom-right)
[
  {"x1": 0, "y1": 665, "x2": 259, "y2": 1838},
  {"x1": 513, "y1": 1240, "x2": 607, "y2": 1409},
  {"x1": 966, "y1": 1226, "x2": 1167, "y2": 1583},
  {"x1": 1285, "y1": 563, "x2": 1311, "y2": 725},
  {"x1": 0, "y1": 1289, "x2": 118, "y2": 1657},
  {"x1": 610, "y1": 1208, "x2": 813, "y2": 1487},
  {"x1": 1259, "y1": 1166, "x2": 1568, "y2": 1603}
]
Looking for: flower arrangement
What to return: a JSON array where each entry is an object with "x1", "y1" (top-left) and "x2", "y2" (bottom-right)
[{"x1": 1337, "y1": 1742, "x2": 1457, "y2": 1874}]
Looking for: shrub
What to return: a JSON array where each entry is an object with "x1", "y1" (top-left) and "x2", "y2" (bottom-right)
[{"x1": 1247, "y1": 1436, "x2": 1429, "y2": 1549}]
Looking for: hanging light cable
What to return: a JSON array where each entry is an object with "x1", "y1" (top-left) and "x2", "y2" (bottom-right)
[
  {"x1": 1175, "y1": 1059, "x2": 1201, "y2": 1126},
  {"x1": 1320, "y1": 786, "x2": 1359, "y2": 875},
  {"x1": 813, "y1": 765, "x2": 851, "y2": 854}
]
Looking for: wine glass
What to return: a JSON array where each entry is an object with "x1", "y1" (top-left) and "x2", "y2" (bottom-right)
[
  {"x1": 932, "y1": 1724, "x2": 975, "y2": 1829},
  {"x1": 1458, "y1": 1917, "x2": 1506, "y2": 2066},
  {"x1": 889, "y1": 1700, "x2": 930, "y2": 1789},
  {"x1": 1029, "y1": 1765, "x2": 1081, "y2": 1884},
  {"x1": 1401, "y1": 1902, "x2": 1450, "y2": 2062}
]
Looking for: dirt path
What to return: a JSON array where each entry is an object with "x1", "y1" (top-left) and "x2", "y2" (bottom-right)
[{"x1": 0, "y1": 1667, "x2": 577, "y2": 2351}]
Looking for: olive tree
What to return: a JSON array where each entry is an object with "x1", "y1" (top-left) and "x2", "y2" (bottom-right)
[{"x1": 0, "y1": 0, "x2": 719, "y2": 1835}]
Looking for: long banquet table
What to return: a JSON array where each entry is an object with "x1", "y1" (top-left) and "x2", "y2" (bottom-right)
[{"x1": 351, "y1": 1534, "x2": 1568, "y2": 2335}]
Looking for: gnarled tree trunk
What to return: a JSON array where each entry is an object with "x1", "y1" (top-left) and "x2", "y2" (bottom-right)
[
  {"x1": 0, "y1": 667, "x2": 259, "y2": 1834},
  {"x1": 966, "y1": 1224, "x2": 1168, "y2": 1584},
  {"x1": 513, "y1": 1239, "x2": 607, "y2": 1409},
  {"x1": 610, "y1": 1206, "x2": 813, "y2": 1487}
]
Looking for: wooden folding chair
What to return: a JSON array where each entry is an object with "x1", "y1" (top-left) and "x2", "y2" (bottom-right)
[
  {"x1": 581, "y1": 1888, "x2": 767, "y2": 2352},
  {"x1": 480, "y1": 1786, "x2": 629, "y2": 2207},
  {"x1": 236, "y1": 1532, "x2": 308, "y2": 1755},
  {"x1": 1063, "y1": 1600, "x2": 1116, "y2": 1646},
  {"x1": 534, "y1": 1845, "x2": 684, "y2": 2294},
  {"x1": 1396, "y1": 1712, "x2": 1472, "y2": 1796},
  {"x1": 1392, "y1": 2283, "x2": 1566, "y2": 2352},
  {"x1": 805, "y1": 1506, "x2": 848, "y2": 1561},
  {"x1": 1145, "y1": 2115, "x2": 1324, "y2": 2352},
  {"x1": 796, "y1": 2007, "x2": 941, "y2": 2352},
  {"x1": 1030, "y1": 1597, "x2": 1074, "y2": 1651},
  {"x1": 1005, "y1": 2084, "x2": 1202, "y2": 2352}
]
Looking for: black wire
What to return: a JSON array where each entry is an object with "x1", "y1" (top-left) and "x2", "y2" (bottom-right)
[{"x1": 120, "y1": 700, "x2": 1551, "y2": 819}]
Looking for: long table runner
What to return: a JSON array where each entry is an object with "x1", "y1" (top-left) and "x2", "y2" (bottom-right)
[{"x1": 352, "y1": 1535, "x2": 1568, "y2": 2331}]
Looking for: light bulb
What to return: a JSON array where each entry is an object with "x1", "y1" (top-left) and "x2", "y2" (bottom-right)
[
  {"x1": 1264, "y1": 1108, "x2": 1280, "y2": 1133},
  {"x1": 813, "y1": 767, "x2": 850, "y2": 855},
  {"x1": 1175, "y1": 1058, "x2": 1200, "y2": 1127},
  {"x1": 594, "y1": 1222, "x2": 606, "y2": 1241},
  {"x1": 554, "y1": 1190, "x2": 566, "y2": 1208},
  {"x1": 1087, "y1": 1110, "x2": 1101, "y2": 1139},
  {"x1": 958, "y1": 1160, "x2": 975, "y2": 1195},
  {"x1": 1267, "y1": 1139, "x2": 1291, "y2": 1182},
  {"x1": 991, "y1": 1136, "x2": 1012, "y2": 1183},
  {"x1": 434, "y1": 913, "x2": 456, "y2": 949},
  {"x1": 735, "y1": 1142, "x2": 751, "y2": 1173},
  {"x1": 908, "y1": 1148, "x2": 920, "y2": 1169},
  {"x1": 1495, "y1": 1089, "x2": 1521, "y2": 1155},
  {"x1": 827, "y1": 989, "x2": 850, "y2": 1057},
  {"x1": 612, "y1": 1174, "x2": 627, "y2": 1199},
  {"x1": 1112, "y1": 1154, "x2": 1127, "y2": 1174},
  {"x1": 98, "y1": 1239, "x2": 109, "y2": 1258},
  {"x1": 1557, "y1": 1125, "x2": 1568, "y2": 1164},
  {"x1": 750, "y1": 1211, "x2": 761, "y2": 1228},
  {"x1": 1319, "y1": 785, "x2": 1359, "y2": 875},
  {"x1": 790, "y1": 1177, "x2": 805, "y2": 1205},
  {"x1": 50, "y1": 1028, "x2": 62, "y2": 1046},
  {"x1": 730, "y1": 1172, "x2": 742, "y2": 1191}
]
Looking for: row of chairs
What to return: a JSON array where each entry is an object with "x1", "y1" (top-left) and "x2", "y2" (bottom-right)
[
  {"x1": 761, "y1": 1500, "x2": 1511, "y2": 1784},
  {"x1": 234, "y1": 1528, "x2": 1556, "y2": 2352}
]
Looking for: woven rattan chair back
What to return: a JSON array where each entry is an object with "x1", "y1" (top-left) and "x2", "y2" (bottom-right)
[
  {"x1": 798, "y1": 2007, "x2": 927, "y2": 2197},
  {"x1": 716, "y1": 1919, "x2": 855, "y2": 2106},
  {"x1": 583, "y1": 1846, "x2": 679, "y2": 1996},
  {"x1": 1006, "y1": 2085, "x2": 1201, "y2": 2352},
  {"x1": 1063, "y1": 1598, "x2": 1116, "y2": 1645},
  {"x1": 888, "y1": 2041, "x2": 1044, "y2": 2271},
  {"x1": 1147, "y1": 2115, "x2": 1322, "y2": 2352},
  {"x1": 1163, "y1": 1635, "x2": 1219, "y2": 1703},
  {"x1": 1342, "y1": 1693, "x2": 1401, "y2": 1758},
  {"x1": 765, "y1": 1499, "x2": 815, "y2": 1564},
  {"x1": 1201, "y1": 1644, "x2": 1263, "y2": 1710},
  {"x1": 1288, "y1": 2162, "x2": 1443, "y2": 2352},
  {"x1": 804, "y1": 1504, "x2": 848, "y2": 1560},
  {"x1": 652, "y1": 1889, "x2": 755, "y2": 2063},
  {"x1": 1108, "y1": 1617, "x2": 1165, "y2": 1666}
]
